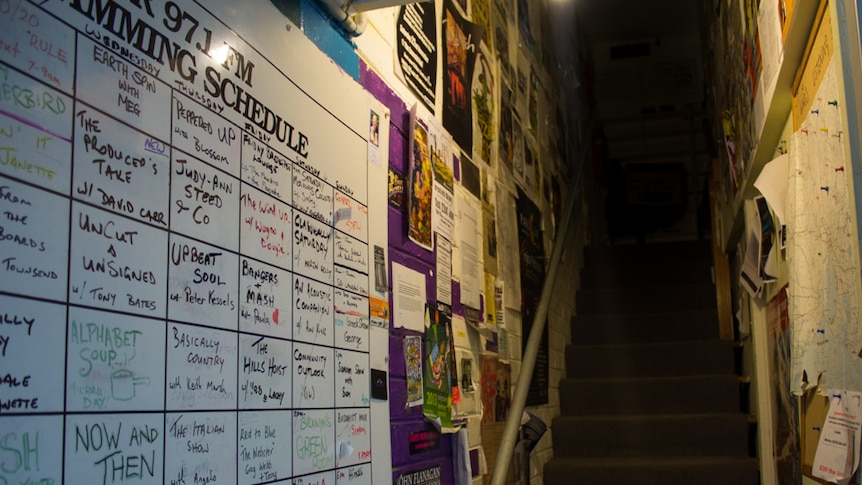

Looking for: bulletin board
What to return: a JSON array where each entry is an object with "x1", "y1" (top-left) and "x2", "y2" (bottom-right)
[{"x1": 0, "y1": 0, "x2": 389, "y2": 483}]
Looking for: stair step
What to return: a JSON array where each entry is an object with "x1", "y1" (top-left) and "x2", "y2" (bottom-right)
[
  {"x1": 560, "y1": 374, "x2": 741, "y2": 415},
  {"x1": 583, "y1": 240, "x2": 712, "y2": 267},
  {"x1": 571, "y1": 310, "x2": 719, "y2": 344},
  {"x1": 580, "y1": 259, "x2": 713, "y2": 289},
  {"x1": 544, "y1": 456, "x2": 759, "y2": 485},
  {"x1": 551, "y1": 413, "x2": 751, "y2": 458},
  {"x1": 567, "y1": 340, "x2": 735, "y2": 378},
  {"x1": 577, "y1": 283, "x2": 716, "y2": 315}
]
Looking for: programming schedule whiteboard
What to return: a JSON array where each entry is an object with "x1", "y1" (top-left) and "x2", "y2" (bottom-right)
[{"x1": 0, "y1": 0, "x2": 389, "y2": 483}]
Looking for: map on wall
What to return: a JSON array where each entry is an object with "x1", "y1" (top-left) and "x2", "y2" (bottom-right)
[
  {"x1": 0, "y1": 0, "x2": 385, "y2": 483},
  {"x1": 787, "y1": 58, "x2": 862, "y2": 394}
]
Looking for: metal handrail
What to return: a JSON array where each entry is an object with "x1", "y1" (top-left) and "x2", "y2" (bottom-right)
[{"x1": 488, "y1": 121, "x2": 591, "y2": 485}]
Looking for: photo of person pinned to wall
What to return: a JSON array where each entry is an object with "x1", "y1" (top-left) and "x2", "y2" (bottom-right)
[{"x1": 369, "y1": 110, "x2": 380, "y2": 146}]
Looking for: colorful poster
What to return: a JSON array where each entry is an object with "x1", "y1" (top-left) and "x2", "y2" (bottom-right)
[
  {"x1": 423, "y1": 304, "x2": 455, "y2": 430},
  {"x1": 472, "y1": 47, "x2": 496, "y2": 166},
  {"x1": 768, "y1": 286, "x2": 801, "y2": 483},
  {"x1": 408, "y1": 108, "x2": 434, "y2": 250},
  {"x1": 396, "y1": 3, "x2": 438, "y2": 112},
  {"x1": 442, "y1": 0, "x2": 484, "y2": 153},
  {"x1": 516, "y1": 187, "x2": 548, "y2": 406},
  {"x1": 405, "y1": 335, "x2": 424, "y2": 407}
]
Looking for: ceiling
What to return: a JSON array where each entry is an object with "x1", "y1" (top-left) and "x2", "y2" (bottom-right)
[
  {"x1": 568, "y1": 0, "x2": 711, "y2": 242},
  {"x1": 575, "y1": 0, "x2": 701, "y2": 44}
]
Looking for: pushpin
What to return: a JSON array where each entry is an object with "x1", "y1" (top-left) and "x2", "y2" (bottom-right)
[
  {"x1": 801, "y1": 129, "x2": 810, "y2": 135},
  {"x1": 820, "y1": 127, "x2": 829, "y2": 133},
  {"x1": 811, "y1": 109, "x2": 819, "y2": 115},
  {"x1": 835, "y1": 166, "x2": 845, "y2": 172},
  {"x1": 816, "y1": 328, "x2": 826, "y2": 334},
  {"x1": 834, "y1": 131, "x2": 844, "y2": 140},
  {"x1": 828, "y1": 100, "x2": 839, "y2": 107},
  {"x1": 821, "y1": 186, "x2": 829, "y2": 192}
]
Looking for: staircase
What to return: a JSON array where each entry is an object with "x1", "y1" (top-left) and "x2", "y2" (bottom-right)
[{"x1": 544, "y1": 240, "x2": 759, "y2": 484}]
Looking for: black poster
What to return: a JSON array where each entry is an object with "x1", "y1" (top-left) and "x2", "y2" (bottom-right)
[
  {"x1": 397, "y1": 3, "x2": 437, "y2": 112},
  {"x1": 516, "y1": 187, "x2": 549, "y2": 405},
  {"x1": 442, "y1": 0, "x2": 484, "y2": 153}
]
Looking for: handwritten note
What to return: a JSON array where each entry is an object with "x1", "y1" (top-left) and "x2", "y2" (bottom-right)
[
  {"x1": 66, "y1": 413, "x2": 164, "y2": 484},
  {"x1": 75, "y1": 37, "x2": 171, "y2": 139},
  {"x1": 0, "y1": 415, "x2": 63, "y2": 483},
  {"x1": 1, "y1": 295, "x2": 64, "y2": 413},
  {"x1": 293, "y1": 275, "x2": 334, "y2": 346},
  {"x1": 70, "y1": 202, "x2": 167, "y2": 316},
  {"x1": 240, "y1": 335, "x2": 291, "y2": 408},
  {"x1": 240, "y1": 188, "x2": 292, "y2": 267},
  {"x1": 336, "y1": 350, "x2": 370, "y2": 407},
  {"x1": 168, "y1": 234, "x2": 238, "y2": 329},
  {"x1": 239, "y1": 257, "x2": 292, "y2": 338},
  {"x1": 239, "y1": 411, "x2": 292, "y2": 485},
  {"x1": 336, "y1": 409, "x2": 371, "y2": 468},
  {"x1": 293, "y1": 409, "x2": 334, "y2": 475},
  {"x1": 67, "y1": 307, "x2": 165, "y2": 412},
  {"x1": 0, "y1": 178, "x2": 69, "y2": 300},
  {"x1": 293, "y1": 342, "x2": 334, "y2": 409},
  {"x1": 170, "y1": 155, "x2": 239, "y2": 250},
  {"x1": 167, "y1": 323, "x2": 237, "y2": 410},
  {"x1": 165, "y1": 412, "x2": 235, "y2": 485}
]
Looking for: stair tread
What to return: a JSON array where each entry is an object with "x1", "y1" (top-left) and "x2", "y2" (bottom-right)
[
  {"x1": 554, "y1": 412, "x2": 749, "y2": 421},
  {"x1": 552, "y1": 240, "x2": 753, "y2": 483},
  {"x1": 548, "y1": 455, "x2": 756, "y2": 466},
  {"x1": 569, "y1": 338, "x2": 727, "y2": 349},
  {"x1": 562, "y1": 373, "x2": 739, "y2": 384}
]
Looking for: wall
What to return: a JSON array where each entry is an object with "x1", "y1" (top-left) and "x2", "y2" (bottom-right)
[
  {"x1": 350, "y1": 1, "x2": 589, "y2": 484},
  {"x1": 703, "y1": 0, "x2": 862, "y2": 483},
  {"x1": 0, "y1": 0, "x2": 590, "y2": 484}
]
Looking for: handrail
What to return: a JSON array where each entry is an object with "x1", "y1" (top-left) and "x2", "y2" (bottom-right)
[{"x1": 488, "y1": 119, "x2": 592, "y2": 485}]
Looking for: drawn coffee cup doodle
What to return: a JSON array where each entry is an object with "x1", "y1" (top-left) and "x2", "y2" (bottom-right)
[{"x1": 111, "y1": 369, "x2": 151, "y2": 401}]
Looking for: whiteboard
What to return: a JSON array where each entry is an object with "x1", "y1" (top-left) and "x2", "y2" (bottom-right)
[{"x1": 0, "y1": 0, "x2": 388, "y2": 482}]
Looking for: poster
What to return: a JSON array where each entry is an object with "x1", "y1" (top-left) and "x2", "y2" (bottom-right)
[
  {"x1": 480, "y1": 354, "x2": 498, "y2": 424},
  {"x1": 405, "y1": 335, "x2": 424, "y2": 407},
  {"x1": 472, "y1": 47, "x2": 496, "y2": 166},
  {"x1": 442, "y1": 0, "x2": 484, "y2": 153},
  {"x1": 396, "y1": 3, "x2": 438, "y2": 112},
  {"x1": 423, "y1": 305, "x2": 455, "y2": 431},
  {"x1": 516, "y1": 187, "x2": 548, "y2": 406},
  {"x1": 512, "y1": 116, "x2": 525, "y2": 188},
  {"x1": 409, "y1": 108, "x2": 434, "y2": 250},
  {"x1": 456, "y1": 188, "x2": 482, "y2": 311},
  {"x1": 767, "y1": 286, "x2": 801, "y2": 483},
  {"x1": 431, "y1": 123, "x2": 456, "y2": 243},
  {"x1": 436, "y1": 236, "x2": 453, "y2": 306},
  {"x1": 498, "y1": 81, "x2": 515, "y2": 175}
]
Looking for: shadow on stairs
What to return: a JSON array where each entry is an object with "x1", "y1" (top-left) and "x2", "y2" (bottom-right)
[{"x1": 543, "y1": 240, "x2": 759, "y2": 484}]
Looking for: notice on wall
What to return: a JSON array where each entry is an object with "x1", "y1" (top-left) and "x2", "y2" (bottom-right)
[
  {"x1": 396, "y1": 3, "x2": 438, "y2": 113},
  {"x1": 516, "y1": 187, "x2": 548, "y2": 406},
  {"x1": 0, "y1": 0, "x2": 385, "y2": 483}
]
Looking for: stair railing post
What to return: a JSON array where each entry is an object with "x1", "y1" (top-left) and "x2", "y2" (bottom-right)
[{"x1": 488, "y1": 154, "x2": 584, "y2": 485}]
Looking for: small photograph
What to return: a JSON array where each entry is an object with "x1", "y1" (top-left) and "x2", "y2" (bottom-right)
[
  {"x1": 461, "y1": 357, "x2": 475, "y2": 392},
  {"x1": 369, "y1": 110, "x2": 380, "y2": 146}
]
